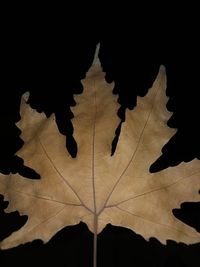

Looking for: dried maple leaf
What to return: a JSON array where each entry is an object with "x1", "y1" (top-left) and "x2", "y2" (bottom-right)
[{"x1": 0, "y1": 49, "x2": 200, "y2": 267}]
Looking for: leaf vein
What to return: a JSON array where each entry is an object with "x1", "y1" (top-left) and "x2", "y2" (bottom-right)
[
  {"x1": 116, "y1": 206, "x2": 198, "y2": 238},
  {"x1": 38, "y1": 137, "x2": 92, "y2": 213},
  {"x1": 109, "y1": 169, "x2": 200, "y2": 207},
  {"x1": 101, "y1": 78, "x2": 163, "y2": 213}
]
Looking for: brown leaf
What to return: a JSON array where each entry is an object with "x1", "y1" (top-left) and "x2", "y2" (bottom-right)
[{"x1": 0, "y1": 48, "x2": 200, "y2": 263}]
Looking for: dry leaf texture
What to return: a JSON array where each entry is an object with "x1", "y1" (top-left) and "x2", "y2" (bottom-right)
[{"x1": 0, "y1": 56, "x2": 200, "y2": 251}]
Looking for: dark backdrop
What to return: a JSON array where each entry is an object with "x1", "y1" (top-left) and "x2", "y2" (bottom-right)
[{"x1": 0, "y1": 3, "x2": 199, "y2": 267}]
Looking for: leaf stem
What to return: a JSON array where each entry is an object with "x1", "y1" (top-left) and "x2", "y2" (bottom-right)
[{"x1": 93, "y1": 214, "x2": 98, "y2": 267}]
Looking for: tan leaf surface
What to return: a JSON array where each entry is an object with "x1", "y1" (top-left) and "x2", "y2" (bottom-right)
[{"x1": 0, "y1": 53, "x2": 200, "y2": 253}]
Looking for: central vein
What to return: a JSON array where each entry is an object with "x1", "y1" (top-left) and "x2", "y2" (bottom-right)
[
  {"x1": 92, "y1": 85, "x2": 98, "y2": 267},
  {"x1": 92, "y1": 87, "x2": 97, "y2": 214}
]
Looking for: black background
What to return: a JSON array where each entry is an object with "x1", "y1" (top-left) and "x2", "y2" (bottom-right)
[{"x1": 0, "y1": 3, "x2": 200, "y2": 267}]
